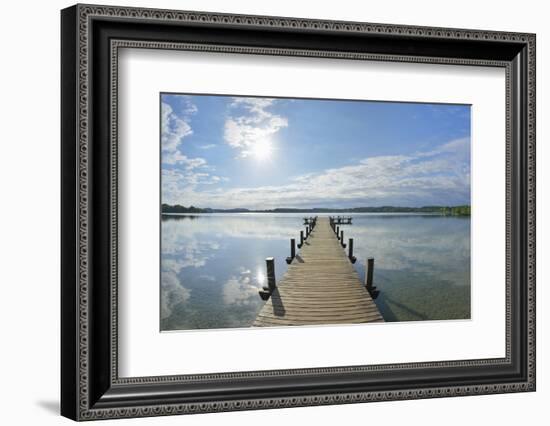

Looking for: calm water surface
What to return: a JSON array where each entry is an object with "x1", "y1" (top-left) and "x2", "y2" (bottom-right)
[{"x1": 161, "y1": 213, "x2": 470, "y2": 331}]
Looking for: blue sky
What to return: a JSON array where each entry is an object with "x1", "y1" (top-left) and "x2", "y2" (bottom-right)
[{"x1": 161, "y1": 93, "x2": 470, "y2": 209}]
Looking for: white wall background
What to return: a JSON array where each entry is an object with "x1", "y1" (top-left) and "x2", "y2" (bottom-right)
[{"x1": 0, "y1": 0, "x2": 546, "y2": 424}]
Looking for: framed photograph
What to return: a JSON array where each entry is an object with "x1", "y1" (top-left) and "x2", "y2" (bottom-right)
[{"x1": 61, "y1": 4, "x2": 536, "y2": 421}]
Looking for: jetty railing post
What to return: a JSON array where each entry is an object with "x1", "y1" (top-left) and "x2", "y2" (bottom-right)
[
  {"x1": 336, "y1": 225, "x2": 340, "y2": 238},
  {"x1": 340, "y1": 230, "x2": 346, "y2": 248},
  {"x1": 286, "y1": 238, "x2": 296, "y2": 264},
  {"x1": 306, "y1": 225, "x2": 310, "y2": 239},
  {"x1": 266, "y1": 257, "x2": 276, "y2": 292},
  {"x1": 298, "y1": 230, "x2": 304, "y2": 248},
  {"x1": 366, "y1": 257, "x2": 374, "y2": 289},
  {"x1": 348, "y1": 238, "x2": 356, "y2": 263}
]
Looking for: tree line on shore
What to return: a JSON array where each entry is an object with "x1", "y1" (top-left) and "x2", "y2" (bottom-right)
[{"x1": 161, "y1": 204, "x2": 471, "y2": 216}]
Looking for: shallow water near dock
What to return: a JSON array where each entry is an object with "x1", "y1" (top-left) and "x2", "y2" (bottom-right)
[{"x1": 160, "y1": 213, "x2": 470, "y2": 331}]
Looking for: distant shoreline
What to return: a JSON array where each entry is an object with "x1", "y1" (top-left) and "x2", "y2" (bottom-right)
[{"x1": 161, "y1": 204, "x2": 471, "y2": 216}]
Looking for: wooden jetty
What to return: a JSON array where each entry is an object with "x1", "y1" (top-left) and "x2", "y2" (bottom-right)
[{"x1": 254, "y1": 217, "x2": 383, "y2": 327}]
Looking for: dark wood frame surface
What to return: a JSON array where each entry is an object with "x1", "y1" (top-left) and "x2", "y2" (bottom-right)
[{"x1": 61, "y1": 3, "x2": 536, "y2": 421}]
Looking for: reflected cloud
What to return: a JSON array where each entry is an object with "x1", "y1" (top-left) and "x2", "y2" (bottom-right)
[
  {"x1": 347, "y1": 216, "x2": 470, "y2": 286},
  {"x1": 162, "y1": 214, "x2": 303, "y2": 242},
  {"x1": 161, "y1": 271, "x2": 191, "y2": 319},
  {"x1": 222, "y1": 268, "x2": 261, "y2": 306},
  {"x1": 162, "y1": 220, "x2": 223, "y2": 268}
]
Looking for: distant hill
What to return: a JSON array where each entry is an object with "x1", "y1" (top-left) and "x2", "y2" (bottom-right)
[
  {"x1": 161, "y1": 204, "x2": 471, "y2": 216},
  {"x1": 161, "y1": 204, "x2": 208, "y2": 214}
]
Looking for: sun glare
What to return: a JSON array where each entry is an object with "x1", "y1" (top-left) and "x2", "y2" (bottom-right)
[
  {"x1": 256, "y1": 270, "x2": 266, "y2": 286},
  {"x1": 251, "y1": 140, "x2": 273, "y2": 162}
]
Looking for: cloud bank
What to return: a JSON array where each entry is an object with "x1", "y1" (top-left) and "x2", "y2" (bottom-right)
[{"x1": 164, "y1": 136, "x2": 470, "y2": 209}]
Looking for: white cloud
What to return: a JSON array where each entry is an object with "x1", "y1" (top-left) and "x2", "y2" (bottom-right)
[
  {"x1": 161, "y1": 100, "x2": 207, "y2": 167},
  {"x1": 223, "y1": 97, "x2": 288, "y2": 158},
  {"x1": 181, "y1": 98, "x2": 198, "y2": 115},
  {"x1": 161, "y1": 102, "x2": 193, "y2": 162}
]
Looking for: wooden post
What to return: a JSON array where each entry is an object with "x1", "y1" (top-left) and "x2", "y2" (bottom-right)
[
  {"x1": 366, "y1": 257, "x2": 374, "y2": 289},
  {"x1": 305, "y1": 225, "x2": 310, "y2": 239},
  {"x1": 298, "y1": 230, "x2": 304, "y2": 248},
  {"x1": 365, "y1": 257, "x2": 379, "y2": 299},
  {"x1": 348, "y1": 238, "x2": 356, "y2": 263},
  {"x1": 266, "y1": 257, "x2": 276, "y2": 291},
  {"x1": 336, "y1": 225, "x2": 340, "y2": 238},
  {"x1": 286, "y1": 238, "x2": 296, "y2": 264},
  {"x1": 340, "y1": 230, "x2": 346, "y2": 248}
]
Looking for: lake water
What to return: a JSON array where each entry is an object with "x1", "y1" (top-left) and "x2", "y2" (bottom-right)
[{"x1": 160, "y1": 213, "x2": 470, "y2": 331}]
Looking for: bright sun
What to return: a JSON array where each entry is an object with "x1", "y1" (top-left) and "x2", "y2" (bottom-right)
[{"x1": 251, "y1": 140, "x2": 273, "y2": 161}]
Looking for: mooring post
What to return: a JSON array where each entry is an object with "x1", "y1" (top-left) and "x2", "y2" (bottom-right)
[
  {"x1": 298, "y1": 230, "x2": 304, "y2": 248},
  {"x1": 305, "y1": 225, "x2": 310, "y2": 239},
  {"x1": 266, "y1": 257, "x2": 276, "y2": 291},
  {"x1": 366, "y1": 257, "x2": 374, "y2": 289},
  {"x1": 258, "y1": 257, "x2": 277, "y2": 300},
  {"x1": 365, "y1": 257, "x2": 379, "y2": 299},
  {"x1": 340, "y1": 230, "x2": 346, "y2": 248},
  {"x1": 286, "y1": 238, "x2": 296, "y2": 264},
  {"x1": 348, "y1": 238, "x2": 356, "y2": 263},
  {"x1": 336, "y1": 225, "x2": 340, "y2": 238}
]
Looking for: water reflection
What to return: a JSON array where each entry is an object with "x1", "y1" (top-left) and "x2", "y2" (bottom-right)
[
  {"x1": 160, "y1": 213, "x2": 470, "y2": 330},
  {"x1": 222, "y1": 268, "x2": 259, "y2": 306},
  {"x1": 346, "y1": 215, "x2": 470, "y2": 322}
]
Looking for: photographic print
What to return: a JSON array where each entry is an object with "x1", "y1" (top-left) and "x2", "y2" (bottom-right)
[{"x1": 160, "y1": 93, "x2": 471, "y2": 331}]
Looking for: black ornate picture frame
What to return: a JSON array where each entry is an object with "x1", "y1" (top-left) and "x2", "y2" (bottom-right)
[{"x1": 61, "y1": 4, "x2": 536, "y2": 421}]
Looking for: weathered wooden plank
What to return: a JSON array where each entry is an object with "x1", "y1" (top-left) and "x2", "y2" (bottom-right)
[{"x1": 254, "y1": 217, "x2": 383, "y2": 326}]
